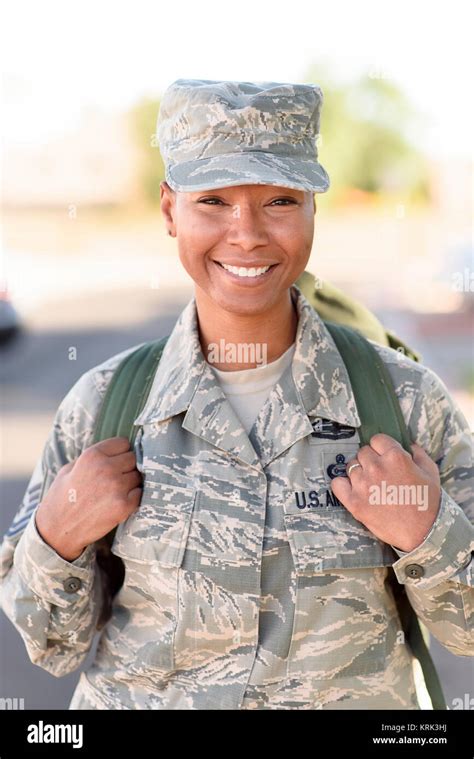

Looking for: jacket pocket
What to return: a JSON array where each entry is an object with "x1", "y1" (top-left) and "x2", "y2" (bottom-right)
[
  {"x1": 283, "y1": 506, "x2": 396, "y2": 573},
  {"x1": 282, "y1": 491, "x2": 394, "y2": 681},
  {"x1": 111, "y1": 480, "x2": 196, "y2": 567},
  {"x1": 104, "y1": 481, "x2": 196, "y2": 681}
]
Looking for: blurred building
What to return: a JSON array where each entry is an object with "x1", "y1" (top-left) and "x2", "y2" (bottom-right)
[{"x1": 2, "y1": 106, "x2": 142, "y2": 207}]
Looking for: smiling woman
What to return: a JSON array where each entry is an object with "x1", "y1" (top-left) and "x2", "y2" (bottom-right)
[
  {"x1": 0, "y1": 78, "x2": 472, "y2": 713},
  {"x1": 160, "y1": 182, "x2": 316, "y2": 369}
]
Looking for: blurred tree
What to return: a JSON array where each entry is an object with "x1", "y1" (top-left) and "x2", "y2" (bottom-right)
[
  {"x1": 305, "y1": 64, "x2": 431, "y2": 205},
  {"x1": 129, "y1": 97, "x2": 165, "y2": 205}
]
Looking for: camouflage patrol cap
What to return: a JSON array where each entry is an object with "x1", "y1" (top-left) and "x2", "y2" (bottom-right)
[{"x1": 156, "y1": 78, "x2": 330, "y2": 193}]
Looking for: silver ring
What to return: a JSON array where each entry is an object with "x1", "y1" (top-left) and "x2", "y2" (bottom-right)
[{"x1": 347, "y1": 462, "x2": 361, "y2": 476}]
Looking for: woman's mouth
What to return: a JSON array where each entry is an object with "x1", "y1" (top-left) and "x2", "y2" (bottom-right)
[{"x1": 213, "y1": 261, "x2": 278, "y2": 282}]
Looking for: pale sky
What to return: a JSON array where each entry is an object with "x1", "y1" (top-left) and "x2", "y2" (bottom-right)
[{"x1": 1, "y1": 0, "x2": 473, "y2": 157}]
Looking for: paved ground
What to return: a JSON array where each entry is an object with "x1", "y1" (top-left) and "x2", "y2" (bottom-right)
[{"x1": 1, "y1": 285, "x2": 472, "y2": 710}]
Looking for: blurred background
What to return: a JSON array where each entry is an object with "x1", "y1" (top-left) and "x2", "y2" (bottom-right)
[{"x1": 1, "y1": 0, "x2": 473, "y2": 710}]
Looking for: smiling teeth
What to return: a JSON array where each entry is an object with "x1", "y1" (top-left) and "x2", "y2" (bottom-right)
[{"x1": 220, "y1": 263, "x2": 271, "y2": 277}]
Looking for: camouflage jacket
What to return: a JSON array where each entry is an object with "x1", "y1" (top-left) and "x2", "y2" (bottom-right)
[{"x1": 1, "y1": 284, "x2": 473, "y2": 710}]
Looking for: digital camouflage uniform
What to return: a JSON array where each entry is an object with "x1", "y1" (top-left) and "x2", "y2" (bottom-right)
[{"x1": 1, "y1": 284, "x2": 473, "y2": 709}]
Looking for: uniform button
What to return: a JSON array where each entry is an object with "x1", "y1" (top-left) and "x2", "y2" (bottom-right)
[
  {"x1": 405, "y1": 563, "x2": 424, "y2": 579},
  {"x1": 63, "y1": 576, "x2": 82, "y2": 593}
]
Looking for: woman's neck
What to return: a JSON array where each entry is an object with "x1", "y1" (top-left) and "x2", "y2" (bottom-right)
[{"x1": 195, "y1": 289, "x2": 298, "y2": 371}]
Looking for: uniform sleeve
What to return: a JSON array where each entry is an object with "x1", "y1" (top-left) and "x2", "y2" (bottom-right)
[
  {"x1": 0, "y1": 367, "x2": 107, "y2": 677},
  {"x1": 390, "y1": 364, "x2": 474, "y2": 657}
]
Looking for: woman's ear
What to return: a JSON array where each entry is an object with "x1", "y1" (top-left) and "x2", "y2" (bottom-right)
[{"x1": 160, "y1": 181, "x2": 177, "y2": 234}]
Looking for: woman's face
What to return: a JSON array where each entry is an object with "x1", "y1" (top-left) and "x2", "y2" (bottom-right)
[{"x1": 160, "y1": 182, "x2": 316, "y2": 315}]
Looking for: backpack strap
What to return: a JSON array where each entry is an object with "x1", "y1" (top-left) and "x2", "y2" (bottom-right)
[
  {"x1": 92, "y1": 336, "x2": 169, "y2": 446},
  {"x1": 324, "y1": 320, "x2": 446, "y2": 710},
  {"x1": 91, "y1": 336, "x2": 169, "y2": 630},
  {"x1": 324, "y1": 321, "x2": 412, "y2": 451}
]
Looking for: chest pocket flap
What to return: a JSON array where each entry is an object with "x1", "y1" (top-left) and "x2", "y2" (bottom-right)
[
  {"x1": 111, "y1": 480, "x2": 196, "y2": 567},
  {"x1": 283, "y1": 506, "x2": 397, "y2": 573}
]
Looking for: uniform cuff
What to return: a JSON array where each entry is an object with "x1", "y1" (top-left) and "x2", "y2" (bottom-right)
[
  {"x1": 12, "y1": 509, "x2": 97, "y2": 608},
  {"x1": 391, "y1": 488, "x2": 474, "y2": 590}
]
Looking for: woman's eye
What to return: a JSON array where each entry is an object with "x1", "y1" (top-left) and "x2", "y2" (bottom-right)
[{"x1": 271, "y1": 198, "x2": 297, "y2": 205}]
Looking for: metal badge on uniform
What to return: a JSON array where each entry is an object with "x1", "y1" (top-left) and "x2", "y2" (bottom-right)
[
  {"x1": 326, "y1": 452, "x2": 349, "y2": 479},
  {"x1": 321, "y1": 447, "x2": 360, "y2": 493},
  {"x1": 309, "y1": 416, "x2": 356, "y2": 441}
]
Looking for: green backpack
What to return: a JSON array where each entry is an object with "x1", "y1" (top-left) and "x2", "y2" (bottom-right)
[{"x1": 91, "y1": 270, "x2": 446, "y2": 710}]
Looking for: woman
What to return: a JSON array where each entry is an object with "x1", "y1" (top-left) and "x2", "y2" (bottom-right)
[{"x1": 1, "y1": 79, "x2": 472, "y2": 710}]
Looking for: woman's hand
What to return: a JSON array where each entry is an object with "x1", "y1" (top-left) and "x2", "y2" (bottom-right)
[
  {"x1": 330, "y1": 433, "x2": 441, "y2": 552},
  {"x1": 35, "y1": 437, "x2": 143, "y2": 561}
]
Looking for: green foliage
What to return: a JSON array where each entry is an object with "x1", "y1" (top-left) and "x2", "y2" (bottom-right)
[
  {"x1": 305, "y1": 64, "x2": 430, "y2": 203},
  {"x1": 129, "y1": 97, "x2": 165, "y2": 205}
]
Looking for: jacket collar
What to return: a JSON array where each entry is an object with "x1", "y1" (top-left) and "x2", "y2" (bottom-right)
[{"x1": 134, "y1": 283, "x2": 361, "y2": 469}]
